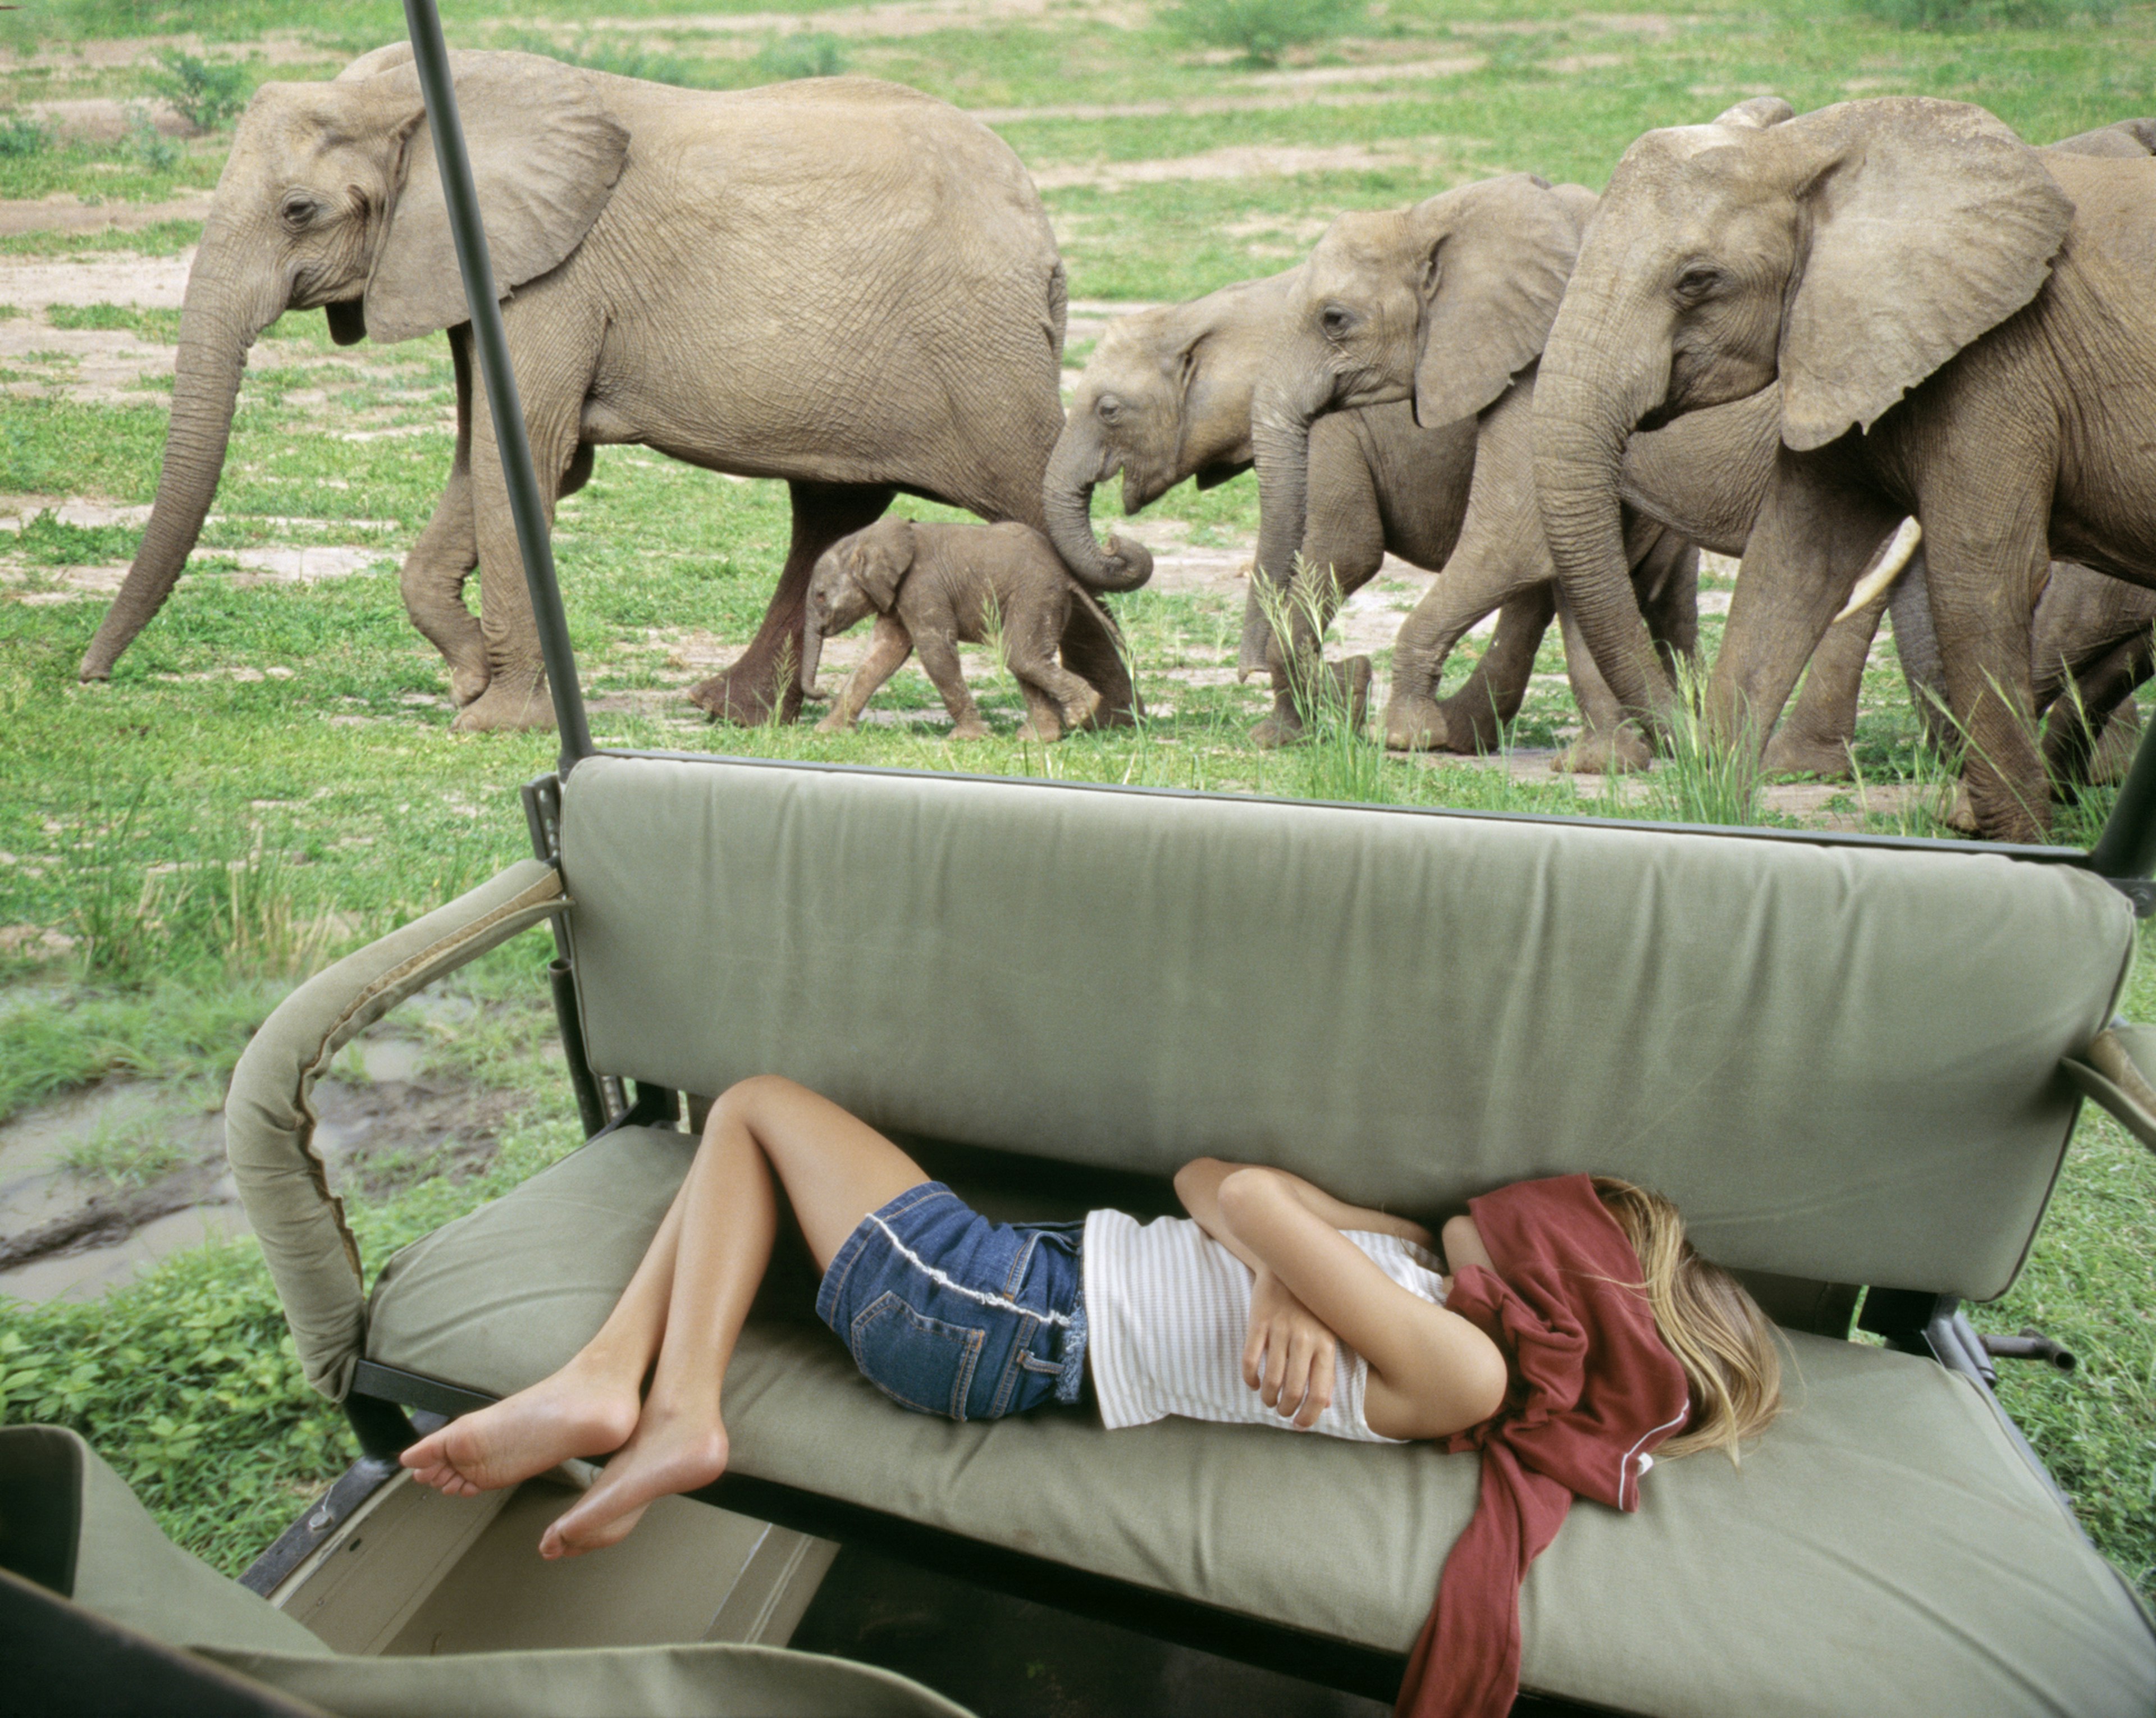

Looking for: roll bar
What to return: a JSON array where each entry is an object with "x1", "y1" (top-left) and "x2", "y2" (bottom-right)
[
  {"x1": 397, "y1": 0, "x2": 2156, "y2": 895},
  {"x1": 401, "y1": 0, "x2": 593, "y2": 773}
]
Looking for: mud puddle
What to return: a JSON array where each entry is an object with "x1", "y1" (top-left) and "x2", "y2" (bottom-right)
[{"x1": 0, "y1": 1006, "x2": 536, "y2": 1305}]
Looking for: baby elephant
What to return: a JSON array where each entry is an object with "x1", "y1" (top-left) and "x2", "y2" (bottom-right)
[{"x1": 801, "y1": 518, "x2": 1117, "y2": 742}]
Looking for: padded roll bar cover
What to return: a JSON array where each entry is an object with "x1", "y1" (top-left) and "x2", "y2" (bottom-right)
[
  {"x1": 1, "y1": 1425, "x2": 331, "y2": 1657},
  {"x1": 560, "y1": 755, "x2": 2133, "y2": 1301},
  {"x1": 2064, "y1": 1022, "x2": 2156, "y2": 1150},
  {"x1": 225, "y1": 860, "x2": 568, "y2": 1399}
]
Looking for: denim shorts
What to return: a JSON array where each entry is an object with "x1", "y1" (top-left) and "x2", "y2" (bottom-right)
[{"x1": 815, "y1": 1181, "x2": 1088, "y2": 1422}]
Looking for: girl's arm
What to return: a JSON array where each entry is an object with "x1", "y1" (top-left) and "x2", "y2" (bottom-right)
[
  {"x1": 1210, "y1": 1167, "x2": 1509, "y2": 1442},
  {"x1": 1175, "y1": 1157, "x2": 1436, "y2": 1253}
]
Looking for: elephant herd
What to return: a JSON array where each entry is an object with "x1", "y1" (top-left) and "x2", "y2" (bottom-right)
[{"x1": 75, "y1": 44, "x2": 2156, "y2": 842}]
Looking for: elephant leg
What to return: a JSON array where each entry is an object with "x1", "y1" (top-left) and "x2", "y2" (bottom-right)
[
  {"x1": 814, "y1": 613, "x2": 914, "y2": 734},
  {"x1": 399, "y1": 327, "x2": 485, "y2": 706},
  {"x1": 1762, "y1": 600, "x2": 1885, "y2": 782},
  {"x1": 400, "y1": 463, "x2": 484, "y2": 707},
  {"x1": 2041, "y1": 630, "x2": 2153, "y2": 788},
  {"x1": 1635, "y1": 532, "x2": 1700, "y2": 673},
  {"x1": 1554, "y1": 595, "x2": 1653, "y2": 774},
  {"x1": 1885, "y1": 547, "x2": 1955, "y2": 752},
  {"x1": 692, "y1": 482, "x2": 896, "y2": 727},
  {"x1": 1056, "y1": 597, "x2": 1139, "y2": 728},
  {"x1": 1924, "y1": 526, "x2": 2053, "y2": 844},
  {"x1": 1433, "y1": 591, "x2": 1555, "y2": 754},
  {"x1": 1010, "y1": 634, "x2": 1102, "y2": 740},
  {"x1": 1708, "y1": 447, "x2": 1904, "y2": 764},
  {"x1": 1256, "y1": 430, "x2": 1387, "y2": 748},
  {"x1": 454, "y1": 343, "x2": 588, "y2": 734},
  {"x1": 914, "y1": 628, "x2": 989, "y2": 740}
]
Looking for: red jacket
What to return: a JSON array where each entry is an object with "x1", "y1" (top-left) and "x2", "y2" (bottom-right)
[{"x1": 1397, "y1": 1175, "x2": 1692, "y2": 1718}]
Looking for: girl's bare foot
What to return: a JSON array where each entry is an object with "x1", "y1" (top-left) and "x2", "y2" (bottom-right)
[
  {"x1": 400, "y1": 1368, "x2": 640, "y2": 1498},
  {"x1": 538, "y1": 1410, "x2": 729, "y2": 1559}
]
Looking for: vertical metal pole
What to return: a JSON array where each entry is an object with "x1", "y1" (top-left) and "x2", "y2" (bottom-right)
[
  {"x1": 2088, "y1": 718, "x2": 2156, "y2": 889},
  {"x1": 400, "y1": 0, "x2": 593, "y2": 771}
]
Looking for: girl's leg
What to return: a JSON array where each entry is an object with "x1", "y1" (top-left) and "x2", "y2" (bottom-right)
[
  {"x1": 538, "y1": 1076, "x2": 929, "y2": 1556},
  {"x1": 401, "y1": 1076, "x2": 928, "y2": 1520}
]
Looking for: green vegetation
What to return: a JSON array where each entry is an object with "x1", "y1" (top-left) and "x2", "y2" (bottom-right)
[
  {"x1": 0, "y1": 0, "x2": 2148, "y2": 1601},
  {"x1": 145, "y1": 52, "x2": 252, "y2": 132},
  {"x1": 1163, "y1": 0, "x2": 1365, "y2": 67}
]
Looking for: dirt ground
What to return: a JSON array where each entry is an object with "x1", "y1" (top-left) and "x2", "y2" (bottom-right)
[{"x1": 0, "y1": 1013, "x2": 531, "y2": 1304}]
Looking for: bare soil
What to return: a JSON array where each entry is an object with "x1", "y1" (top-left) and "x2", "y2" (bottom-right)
[
  {"x1": 0, "y1": 1023, "x2": 534, "y2": 1304},
  {"x1": 1032, "y1": 138, "x2": 1463, "y2": 191}
]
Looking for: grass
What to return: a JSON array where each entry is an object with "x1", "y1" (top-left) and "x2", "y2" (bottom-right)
[{"x1": 0, "y1": 0, "x2": 2147, "y2": 1605}]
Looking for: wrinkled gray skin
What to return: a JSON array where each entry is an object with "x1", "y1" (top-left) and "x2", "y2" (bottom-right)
[
  {"x1": 1049, "y1": 269, "x2": 1688, "y2": 762},
  {"x1": 803, "y1": 518, "x2": 1116, "y2": 742},
  {"x1": 1895, "y1": 553, "x2": 2156, "y2": 789},
  {"x1": 76, "y1": 47, "x2": 1134, "y2": 732},
  {"x1": 1533, "y1": 95, "x2": 2156, "y2": 840},
  {"x1": 1246, "y1": 170, "x2": 1879, "y2": 772}
]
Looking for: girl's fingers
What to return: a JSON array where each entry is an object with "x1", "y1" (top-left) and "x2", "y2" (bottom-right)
[
  {"x1": 1299, "y1": 1336, "x2": 1335, "y2": 1427},
  {"x1": 1282, "y1": 1327, "x2": 1315, "y2": 1419},
  {"x1": 1263, "y1": 1326, "x2": 1289, "y2": 1406},
  {"x1": 1243, "y1": 1323, "x2": 1266, "y2": 1391}
]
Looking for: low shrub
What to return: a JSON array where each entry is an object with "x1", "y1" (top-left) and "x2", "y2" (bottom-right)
[
  {"x1": 0, "y1": 113, "x2": 48, "y2": 159},
  {"x1": 753, "y1": 34, "x2": 848, "y2": 81},
  {"x1": 145, "y1": 51, "x2": 249, "y2": 133},
  {"x1": 1854, "y1": 0, "x2": 2116, "y2": 25},
  {"x1": 1163, "y1": 0, "x2": 1366, "y2": 68}
]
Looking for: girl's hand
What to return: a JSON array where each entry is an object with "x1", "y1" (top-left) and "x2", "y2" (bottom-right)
[{"x1": 1243, "y1": 1267, "x2": 1339, "y2": 1428}]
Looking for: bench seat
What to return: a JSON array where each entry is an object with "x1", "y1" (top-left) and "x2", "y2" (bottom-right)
[{"x1": 366, "y1": 1125, "x2": 2154, "y2": 1718}]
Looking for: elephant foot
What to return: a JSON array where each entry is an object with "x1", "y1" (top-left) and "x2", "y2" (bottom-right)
[
  {"x1": 689, "y1": 659, "x2": 802, "y2": 727},
  {"x1": 1066, "y1": 686, "x2": 1104, "y2": 733},
  {"x1": 1554, "y1": 724, "x2": 1653, "y2": 775},
  {"x1": 1256, "y1": 656, "x2": 1372, "y2": 749},
  {"x1": 1943, "y1": 782, "x2": 1979, "y2": 835},
  {"x1": 812, "y1": 710, "x2": 852, "y2": 734},
  {"x1": 447, "y1": 660, "x2": 490, "y2": 709},
  {"x1": 2086, "y1": 714, "x2": 2143, "y2": 785},
  {"x1": 949, "y1": 719, "x2": 992, "y2": 742},
  {"x1": 1016, "y1": 719, "x2": 1063, "y2": 744},
  {"x1": 1761, "y1": 730, "x2": 1854, "y2": 782},
  {"x1": 1382, "y1": 695, "x2": 1454, "y2": 753},
  {"x1": 451, "y1": 675, "x2": 554, "y2": 733}
]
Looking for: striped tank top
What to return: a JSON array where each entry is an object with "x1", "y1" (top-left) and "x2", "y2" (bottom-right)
[{"x1": 1081, "y1": 1210, "x2": 1448, "y2": 1443}]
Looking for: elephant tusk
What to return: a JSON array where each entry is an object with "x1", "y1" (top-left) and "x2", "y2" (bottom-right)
[{"x1": 1832, "y1": 517, "x2": 1922, "y2": 623}]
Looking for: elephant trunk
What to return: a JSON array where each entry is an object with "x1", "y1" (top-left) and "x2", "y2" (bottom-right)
[
  {"x1": 1240, "y1": 386, "x2": 1317, "y2": 678},
  {"x1": 1043, "y1": 422, "x2": 1154, "y2": 593},
  {"x1": 79, "y1": 243, "x2": 283, "y2": 680},
  {"x1": 1532, "y1": 307, "x2": 1679, "y2": 727},
  {"x1": 800, "y1": 613, "x2": 826, "y2": 700}
]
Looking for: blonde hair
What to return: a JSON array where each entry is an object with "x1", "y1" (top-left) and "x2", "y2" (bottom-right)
[{"x1": 1592, "y1": 1176, "x2": 1782, "y2": 1463}]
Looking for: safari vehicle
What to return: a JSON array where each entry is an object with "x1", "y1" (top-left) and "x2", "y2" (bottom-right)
[{"x1": 8, "y1": 4, "x2": 2156, "y2": 1714}]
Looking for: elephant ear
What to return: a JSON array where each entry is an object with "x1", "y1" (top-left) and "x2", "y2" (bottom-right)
[
  {"x1": 857, "y1": 523, "x2": 915, "y2": 610},
  {"x1": 2043, "y1": 117, "x2": 2156, "y2": 159},
  {"x1": 1712, "y1": 95, "x2": 1794, "y2": 130},
  {"x1": 364, "y1": 52, "x2": 629, "y2": 345},
  {"x1": 1777, "y1": 98, "x2": 2073, "y2": 453},
  {"x1": 1411, "y1": 173, "x2": 1582, "y2": 430}
]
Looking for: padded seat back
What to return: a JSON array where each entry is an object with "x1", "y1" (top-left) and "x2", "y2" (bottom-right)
[{"x1": 559, "y1": 755, "x2": 2134, "y2": 1301}]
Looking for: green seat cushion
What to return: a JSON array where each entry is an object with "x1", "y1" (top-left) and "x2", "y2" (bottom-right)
[
  {"x1": 204, "y1": 1643, "x2": 971, "y2": 1717},
  {"x1": 557, "y1": 755, "x2": 2135, "y2": 1302},
  {"x1": 367, "y1": 1130, "x2": 2156, "y2": 1718},
  {"x1": 0, "y1": 1424, "x2": 331, "y2": 1657}
]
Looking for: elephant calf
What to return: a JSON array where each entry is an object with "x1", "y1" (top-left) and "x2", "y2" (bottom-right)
[{"x1": 803, "y1": 519, "x2": 1116, "y2": 742}]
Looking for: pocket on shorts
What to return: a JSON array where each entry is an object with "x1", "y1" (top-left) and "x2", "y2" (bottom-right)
[{"x1": 848, "y1": 1291, "x2": 986, "y2": 1420}]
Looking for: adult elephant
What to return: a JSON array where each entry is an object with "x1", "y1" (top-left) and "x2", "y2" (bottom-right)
[
  {"x1": 1050, "y1": 273, "x2": 1607, "y2": 753},
  {"x1": 1533, "y1": 95, "x2": 2156, "y2": 840},
  {"x1": 75, "y1": 47, "x2": 1130, "y2": 731},
  {"x1": 1242, "y1": 168, "x2": 1906, "y2": 773}
]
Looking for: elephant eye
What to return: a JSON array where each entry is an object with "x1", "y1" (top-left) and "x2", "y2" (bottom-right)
[
  {"x1": 1673, "y1": 264, "x2": 1724, "y2": 304},
  {"x1": 1320, "y1": 304, "x2": 1354, "y2": 338},
  {"x1": 278, "y1": 190, "x2": 324, "y2": 231},
  {"x1": 1096, "y1": 394, "x2": 1122, "y2": 422}
]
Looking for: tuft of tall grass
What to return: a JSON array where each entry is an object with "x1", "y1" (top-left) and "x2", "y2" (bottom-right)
[
  {"x1": 1251, "y1": 562, "x2": 1390, "y2": 805},
  {"x1": 1649, "y1": 661, "x2": 1763, "y2": 826},
  {"x1": 1854, "y1": 0, "x2": 2115, "y2": 26}
]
